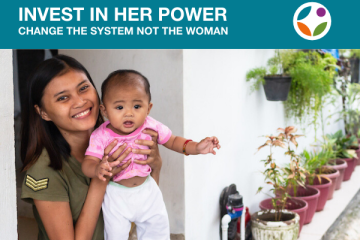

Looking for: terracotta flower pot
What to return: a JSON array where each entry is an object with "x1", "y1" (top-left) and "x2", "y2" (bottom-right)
[
  {"x1": 287, "y1": 185, "x2": 319, "y2": 224},
  {"x1": 318, "y1": 168, "x2": 340, "y2": 200},
  {"x1": 306, "y1": 177, "x2": 331, "y2": 212},
  {"x1": 259, "y1": 198, "x2": 308, "y2": 234},
  {"x1": 327, "y1": 159, "x2": 347, "y2": 190},
  {"x1": 342, "y1": 158, "x2": 356, "y2": 181}
]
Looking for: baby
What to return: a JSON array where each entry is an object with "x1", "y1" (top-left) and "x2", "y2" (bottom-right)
[{"x1": 82, "y1": 70, "x2": 220, "y2": 240}]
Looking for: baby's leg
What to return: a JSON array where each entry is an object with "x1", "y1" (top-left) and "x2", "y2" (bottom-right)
[
  {"x1": 135, "y1": 177, "x2": 170, "y2": 240},
  {"x1": 103, "y1": 183, "x2": 134, "y2": 240}
]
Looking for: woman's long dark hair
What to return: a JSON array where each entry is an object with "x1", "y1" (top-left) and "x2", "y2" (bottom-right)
[{"x1": 21, "y1": 55, "x2": 103, "y2": 171}]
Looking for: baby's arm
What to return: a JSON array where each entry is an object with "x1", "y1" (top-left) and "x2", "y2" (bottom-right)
[
  {"x1": 163, "y1": 135, "x2": 220, "y2": 155},
  {"x1": 82, "y1": 156, "x2": 113, "y2": 181}
]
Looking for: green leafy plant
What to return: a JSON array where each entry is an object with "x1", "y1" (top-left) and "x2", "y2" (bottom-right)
[
  {"x1": 327, "y1": 130, "x2": 358, "y2": 159},
  {"x1": 350, "y1": 49, "x2": 360, "y2": 58},
  {"x1": 284, "y1": 50, "x2": 338, "y2": 127},
  {"x1": 246, "y1": 50, "x2": 287, "y2": 93},
  {"x1": 279, "y1": 127, "x2": 306, "y2": 195},
  {"x1": 301, "y1": 147, "x2": 334, "y2": 185},
  {"x1": 317, "y1": 138, "x2": 337, "y2": 173},
  {"x1": 246, "y1": 50, "x2": 338, "y2": 133},
  {"x1": 256, "y1": 126, "x2": 305, "y2": 220},
  {"x1": 339, "y1": 49, "x2": 360, "y2": 58},
  {"x1": 332, "y1": 82, "x2": 360, "y2": 136}
]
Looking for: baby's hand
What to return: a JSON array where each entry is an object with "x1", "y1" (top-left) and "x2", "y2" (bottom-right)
[
  {"x1": 95, "y1": 157, "x2": 113, "y2": 181},
  {"x1": 196, "y1": 136, "x2": 221, "y2": 155}
]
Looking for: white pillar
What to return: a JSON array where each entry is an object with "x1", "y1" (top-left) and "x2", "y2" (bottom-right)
[{"x1": 0, "y1": 49, "x2": 17, "y2": 239}]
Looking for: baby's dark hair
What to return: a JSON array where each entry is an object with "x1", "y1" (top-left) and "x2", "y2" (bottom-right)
[{"x1": 101, "y1": 69, "x2": 151, "y2": 102}]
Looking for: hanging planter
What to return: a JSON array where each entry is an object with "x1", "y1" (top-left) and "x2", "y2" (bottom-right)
[
  {"x1": 263, "y1": 76, "x2": 292, "y2": 101},
  {"x1": 246, "y1": 50, "x2": 294, "y2": 102}
]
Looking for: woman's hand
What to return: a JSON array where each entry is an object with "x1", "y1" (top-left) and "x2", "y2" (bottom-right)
[
  {"x1": 133, "y1": 129, "x2": 163, "y2": 184},
  {"x1": 102, "y1": 140, "x2": 132, "y2": 179}
]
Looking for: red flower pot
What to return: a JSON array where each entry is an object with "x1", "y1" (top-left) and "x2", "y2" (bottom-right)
[
  {"x1": 259, "y1": 197, "x2": 308, "y2": 233},
  {"x1": 287, "y1": 185, "x2": 319, "y2": 224},
  {"x1": 318, "y1": 168, "x2": 340, "y2": 200},
  {"x1": 342, "y1": 158, "x2": 356, "y2": 181},
  {"x1": 356, "y1": 148, "x2": 360, "y2": 166},
  {"x1": 327, "y1": 159, "x2": 347, "y2": 190},
  {"x1": 306, "y1": 177, "x2": 331, "y2": 212},
  {"x1": 357, "y1": 140, "x2": 360, "y2": 165}
]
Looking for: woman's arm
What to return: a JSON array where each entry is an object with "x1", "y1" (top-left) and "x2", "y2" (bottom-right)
[
  {"x1": 34, "y1": 141, "x2": 131, "y2": 240},
  {"x1": 34, "y1": 178, "x2": 107, "y2": 240},
  {"x1": 133, "y1": 129, "x2": 163, "y2": 185}
]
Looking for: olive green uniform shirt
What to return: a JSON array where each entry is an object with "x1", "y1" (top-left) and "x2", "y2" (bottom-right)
[{"x1": 21, "y1": 150, "x2": 104, "y2": 240}]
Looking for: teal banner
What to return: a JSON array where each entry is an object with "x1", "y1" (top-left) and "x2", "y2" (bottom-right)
[{"x1": 0, "y1": 0, "x2": 354, "y2": 48}]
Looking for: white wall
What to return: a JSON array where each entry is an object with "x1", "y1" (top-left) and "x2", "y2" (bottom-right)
[
  {"x1": 0, "y1": 49, "x2": 17, "y2": 239},
  {"x1": 60, "y1": 50, "x2": 185, "y2": 234},
  {"x1": 183, "y1": 49, "x2": 343, "y2": 240}
]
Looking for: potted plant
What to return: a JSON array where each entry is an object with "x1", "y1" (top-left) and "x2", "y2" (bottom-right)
[
  {"x1": 315, "y1": 139, "x2": 340, "y2": 199},
  {"x1": 253, "y1": 126, "x2": 308, "y2": 239},
  {"x1": 327, "y1": 130, "x2": 358, "y2": 181},
  {"x1": 246, "y1": 50, "x2": 292, "y2": 101},
  {"x1": 274, "y1": 128, "x2": 319, "y2": 225},
  {"x1": 301, "y1": 149, "x2": 332, "y2": 212}
]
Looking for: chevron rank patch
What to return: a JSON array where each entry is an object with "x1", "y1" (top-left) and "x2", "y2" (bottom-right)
[{"x1": 25, "y1": 174, "x2": 49, "y2": 192}]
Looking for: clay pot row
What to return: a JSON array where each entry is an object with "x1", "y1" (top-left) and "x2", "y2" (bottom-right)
[{"x1": 259, "y1": 157, "x2": 357, "y2": 236}]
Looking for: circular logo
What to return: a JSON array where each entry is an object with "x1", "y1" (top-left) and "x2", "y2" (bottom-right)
[{"x1": 293, "y1": 2, "x2": 331, "y2": 40}]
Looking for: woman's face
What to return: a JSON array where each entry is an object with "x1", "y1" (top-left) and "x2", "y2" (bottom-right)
[{"x1": 39, "y1": 69, "x2": 99, "y2": 134}]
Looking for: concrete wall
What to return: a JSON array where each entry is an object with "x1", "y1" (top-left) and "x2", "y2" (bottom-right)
[
  {"x1": 0, "y1": 50, "x2": 17, "y2": 239},
  {"x1": 60, "y1": 49, "x2": 185, "y2": 234},
  {"x1": 182, "y1": 49, "x2": 343, "y2": 239}
]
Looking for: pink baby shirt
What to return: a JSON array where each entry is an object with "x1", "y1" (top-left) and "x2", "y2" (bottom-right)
[{"x1": 85, "y1": 116, "x2": 172, "y2": 182}]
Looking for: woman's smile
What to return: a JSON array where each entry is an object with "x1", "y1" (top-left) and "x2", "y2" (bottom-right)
[{"x1": 72, "y1": 107, "x2": 92, "y2": 119}]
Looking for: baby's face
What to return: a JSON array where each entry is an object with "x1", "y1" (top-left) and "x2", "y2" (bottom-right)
[{"x1": 101, "y1": 83, "x2": 152, "y2": 135}]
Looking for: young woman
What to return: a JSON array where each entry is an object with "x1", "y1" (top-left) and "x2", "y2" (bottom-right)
[{"x1": 20, "y1": 55, "x2": 163, "y2": 240}]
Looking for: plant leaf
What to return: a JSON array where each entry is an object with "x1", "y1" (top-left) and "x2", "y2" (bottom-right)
[{"x1": 313, "y1": 22, "x2": 327, "y2": 37}]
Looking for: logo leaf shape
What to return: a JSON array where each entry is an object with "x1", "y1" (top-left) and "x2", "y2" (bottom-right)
[
  {"x1": 313, "y1": 22, "x2": 327, "y2": 36},
  {"x1": 297, "y1": 6, "x2": 311, "y2": 21},
  {"x1": 297, "y1": 22, "x2": 311, "y2": 36}
]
